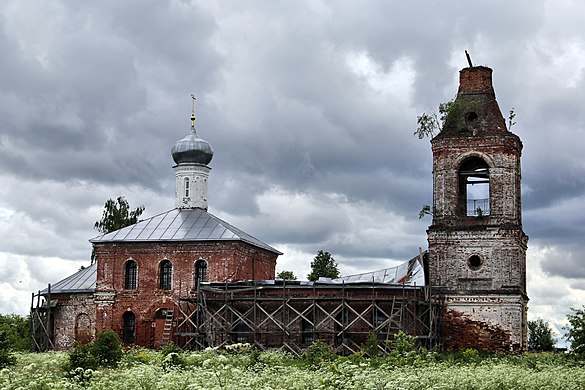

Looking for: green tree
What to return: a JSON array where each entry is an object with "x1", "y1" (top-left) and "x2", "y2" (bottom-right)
[
  {"x1": 0, "y1": 330, "x2": 16, "y2": 368},
  {"x1": 92, "y1": 196, "x2": 144, "y2": 263},
  {"x1": 0, "y1": 314, "x2": 30, "y2": 351},
  {"x1": 94, "y1": 196, "x2": 145, "y2": 234},
  {"x1": 528, "y1": 318, "x2": 556, "y2": 352},
  {"x1": 307, "y1": 250, "x2": 340, "y2": 281},
  {"x1": 565, "y1": 306, "x2": 585, "y2": 356},
  {"x1": 276, "y1": 270, "x2": 297, "y2": 280},
  {"x1": 414, "y1": 100, "x2": 454, "y2": 139}
]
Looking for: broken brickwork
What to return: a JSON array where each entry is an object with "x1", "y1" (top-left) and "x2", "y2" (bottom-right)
[{"x1": 427, "y1": 66, "x2": 528, "y2": 351}]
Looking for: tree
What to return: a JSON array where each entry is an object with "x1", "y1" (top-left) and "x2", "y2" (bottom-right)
[
  {"x1": 0, "y1": 314, "x2": 30, "y2": 351},
  {"x1": 276, "y1": 270, "x2": 297, "y2": 280},
  {"x1": 565, "y1": 306, "x2": 585, "y2": 356},
  {"x1": 94, "y1": 196, "x2": 145, "y2": 234},
  {"x1": 92, "y1": 196, "x2": 144, "y2": 263},
  {"x1": 528, "y1": 318, "x2": 556, "y2": 352},
  {"x1": 307, "y1": 250, "x2": 340, "y2": 281},
  {"x1": 413, "y1": 100, "x2": 454, "y2": 139}
]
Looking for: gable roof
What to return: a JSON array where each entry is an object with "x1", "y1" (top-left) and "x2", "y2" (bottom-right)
[
  {"x1": 41, "y1": 263, "x2": 96, "y2": 294},
  {"x1": 89, "y1": 208, "x2": 282, "y2": 255}
]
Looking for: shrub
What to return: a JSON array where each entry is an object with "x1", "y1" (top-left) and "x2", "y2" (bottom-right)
[
  {"x1": 0, "y1": 330, "x2": 16, "y2": 368},
  {"x1": 363, "y1": 331, "x2": 380, "y2": 358},
  {"x1": 91, "y1": 328, "x2": 123, "y2": 368},
  {"x1": 303, "y1": 340, "x2": 336, "y2": 366},
  {"x1": 66, "y1": 328, "x2": 123, "y2": 373},
  {"x1": 387, "y1": 330, "x2": 418, "y2": 355}
]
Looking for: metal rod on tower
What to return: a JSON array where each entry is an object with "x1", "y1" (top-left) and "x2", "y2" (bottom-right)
[{"x1": 465, "y1": 50, "x2": 473, "y2": 67}]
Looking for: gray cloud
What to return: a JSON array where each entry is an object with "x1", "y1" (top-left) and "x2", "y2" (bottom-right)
[{"x1": 0, "y1": 1, "x2": 584, "y2": 320}]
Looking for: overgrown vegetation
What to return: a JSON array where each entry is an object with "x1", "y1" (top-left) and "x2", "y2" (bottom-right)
[
  {"x1": 0, "y1": 314, "x2": 30, "y2": 351},
  {"x1": 66, "y1": 328, "x2": 123, "y2": 373},
  {"x1": 0, "y1": 331, "x2": 16, "y2": 369},
  {"x1": 2, "y1": 341, "x2": 585, "y2": 389}
]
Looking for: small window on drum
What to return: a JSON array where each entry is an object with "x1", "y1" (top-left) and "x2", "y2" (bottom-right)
[
  {"x1": 185, "y1": 177, "x2": 190, "y2": 198},
  {"x1": 468, "y1": 255, "x2": 482, "y2": 271}
]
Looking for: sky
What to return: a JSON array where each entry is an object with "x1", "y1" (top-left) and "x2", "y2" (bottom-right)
[{"x1": 1, "y1": 0, "x2": 584, "y2": 345}]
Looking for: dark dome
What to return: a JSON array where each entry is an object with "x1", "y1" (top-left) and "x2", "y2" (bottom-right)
[{"x1": 171, "y1": 128, "x2": 214, "y2": 165}]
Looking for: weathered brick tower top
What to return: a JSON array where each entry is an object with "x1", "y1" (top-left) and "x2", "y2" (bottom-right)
[{"x1": 427, "y1": 65, "x2": 528, "y2": 351}]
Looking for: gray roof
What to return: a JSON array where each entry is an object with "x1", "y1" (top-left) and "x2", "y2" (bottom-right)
[
  {"x1": 42, "y1": 263, "x2": 96, "y2": 294},
  {"x1": 89, "y1": 208, "x2": 282, "y2": 255}
]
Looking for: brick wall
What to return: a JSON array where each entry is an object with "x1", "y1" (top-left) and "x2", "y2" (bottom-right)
[{"x1": 93, "y1": 240, "x2": 278, "y2": 348}]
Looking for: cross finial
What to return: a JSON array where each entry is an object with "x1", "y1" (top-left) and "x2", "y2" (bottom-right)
[{"x1": 190, "y1": 93, "x2": 196, "y2": 127}]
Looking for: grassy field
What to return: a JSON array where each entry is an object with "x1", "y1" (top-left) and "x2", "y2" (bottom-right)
[{"x1": 1, "y1": 347, "x2": 585, "y2": 389}]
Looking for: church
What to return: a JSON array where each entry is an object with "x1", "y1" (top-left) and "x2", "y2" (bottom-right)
[{"x1": 32, "y1": 64, "x2": 528, "y2": 353}]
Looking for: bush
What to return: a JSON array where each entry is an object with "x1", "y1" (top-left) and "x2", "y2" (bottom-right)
[
  {"x1": 91, "y1": 328, "x2": 123, "y2": 368},
  {"x1": 66, "y1": 328, "x2": 123, "y2": 373},
  {"x1": 0, "y1": 331, "x2": 16, "y2": 368},
  {"x1": 0, "y1": 314, "x2": 30, "y2": 351},
  {"x1": 303, "y1": 340, "x2": 336, "y2": 366},
  {"x1": 363, "y1": 331, "x2": 380, "y2": 358},
  {"x1": 387, "y1": 330, "x2": 418, "y2": 355}
]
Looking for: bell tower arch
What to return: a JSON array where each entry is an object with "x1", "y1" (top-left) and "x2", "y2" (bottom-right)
[{"x1": 427, "y1": 66, "x2": 528, "y2": 351}]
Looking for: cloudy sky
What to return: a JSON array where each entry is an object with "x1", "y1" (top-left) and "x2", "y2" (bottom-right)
[{"x1": 1, "y1": 0, "x2": 584, "y2": 344}]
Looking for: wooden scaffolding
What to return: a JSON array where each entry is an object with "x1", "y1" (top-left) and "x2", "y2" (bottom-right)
[
  {"x1": 30, "y1": 285, "x2": 54, "y2": 352},
  {"x1": 174, "y1": 281, "x2": 444, "y2": 355}
]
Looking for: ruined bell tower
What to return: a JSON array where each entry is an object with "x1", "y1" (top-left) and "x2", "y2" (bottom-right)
[{"x1": 427, "y1": 66, "x2": 528, "y2": 351}]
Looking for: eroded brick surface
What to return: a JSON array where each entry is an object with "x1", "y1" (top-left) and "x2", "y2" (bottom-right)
[{"x1": 428, "y1": 66, "x2": 528, "y2": 351}]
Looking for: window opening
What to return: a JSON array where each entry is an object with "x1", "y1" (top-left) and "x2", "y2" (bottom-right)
[
  {"x1": 301, "y1": 311, "x2": 314, "y2": 344},
  {"x1": 123, "y1": 311, "x2": 135, "y2": 345},
  {"x1": 468, "y1": 255, "x2": 483, "y2": 270},
  {"x1": 194, "y1": 259, "x2": 208, "y2": 288},
  {"x1": 232, "y1": 320, "x2": 248, "y2": 343},
  {"x1": 124, "y1": 260, "x2": 137, "y2": 290},
  {"x1": 159, "y1": 260, "x2": 172, "y2": 290},
  {"x1": 459, "y1": 157, "x2": 490, "y2": 216},
  {"x1": 185, "y1": 177, "x2": 190, "y2": 197}
]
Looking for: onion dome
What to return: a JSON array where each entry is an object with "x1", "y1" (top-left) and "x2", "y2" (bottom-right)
[{"x1": 171, "y1": 127, "x2": 214, "y2": 165}]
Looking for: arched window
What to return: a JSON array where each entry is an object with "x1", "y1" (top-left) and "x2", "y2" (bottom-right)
[
  {"x1": 124, "y1": 260, "x2": 137, "y2": 290},
  {"x1": 194, "y1": 259, "x2": 208, "y2": 287},
  {"x1": 159, "y1": 260, "x2": 172, "y2": 290},
  {"x1": 123, "y1": 311, "x2": 135, "y2": 345},
  {"x1": 185, "y1": 177, "x2": 190, "y2": 197},
  {"x1": 459, "y1": 157, "x2": 490, "y2": 216},
  {"x1": 75, "y1": 313, "x2": 92, "y2": 345}
]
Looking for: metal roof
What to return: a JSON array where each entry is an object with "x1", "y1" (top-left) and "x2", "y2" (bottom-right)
[
  {"x1": 326, "y1": 254, "x2": 425, "y2": 286},
  {"x1": 42, "y1": 263, "x2": 96, "y2": 294},
  {"x1": 89, "y1": 208, "x2": 282, "y2": 255}
]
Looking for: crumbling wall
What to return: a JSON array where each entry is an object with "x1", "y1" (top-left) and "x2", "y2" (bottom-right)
[{"x1": 51, "y1": 293, "x2": 96, "y2": 350}]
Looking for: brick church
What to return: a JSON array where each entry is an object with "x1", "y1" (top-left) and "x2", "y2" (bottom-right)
[
  {"x1": 36, "y1": 64, "x2": 528, "y2": 352},
  {"x1": 40, "y1": 103, "x2": 282, "y2": 350}
]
